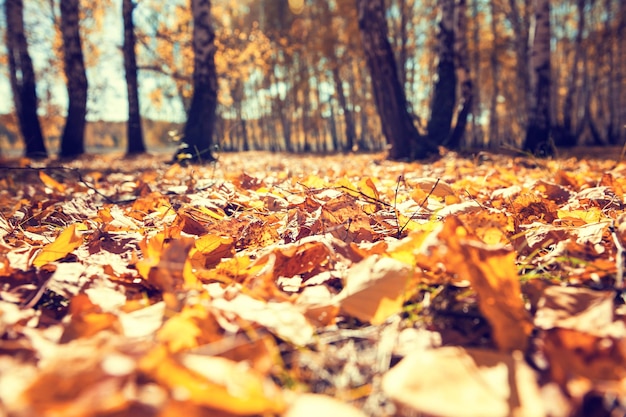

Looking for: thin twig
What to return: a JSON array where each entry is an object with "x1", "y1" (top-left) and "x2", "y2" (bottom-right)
[
  {"x1": 0, "y1": 166, "x2": 134, "y2": 204},
  {"x1": 397, "y1": 178, "x2": 440, "y2": 237}
]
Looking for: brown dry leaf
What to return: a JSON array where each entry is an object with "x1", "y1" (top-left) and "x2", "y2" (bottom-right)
[
  {"x1": 534, "y1": 286, "x2": 622, "y2": 336},
  {"x1": 512, "y1": 193, "x2": 558, "y2": 225},
  {"x1": 382, "y1": 347, "x2": 545, "y2": 417},
  {"x1": 412, "y1": 177, "x2": 456, "y2": 197},
  {"x1": 433, "y1": 216, "x2": 532, "y2": 351},
  {"x1": 541, "y1": 328, "x2": 626, "y2": 390},
  {"x1": 208, "y1": 286, "x2": 315, "y2": 345},
  {"x1": 336, "y1": 255, "x2": 412, "y2": 324},
  {"x1": 136, "y1": 234, "x2": 197, "y2": 293}
]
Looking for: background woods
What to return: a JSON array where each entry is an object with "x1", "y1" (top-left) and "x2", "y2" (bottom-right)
[{"x1": 0, "y1": 0, "x2": 624, "y2": 158}]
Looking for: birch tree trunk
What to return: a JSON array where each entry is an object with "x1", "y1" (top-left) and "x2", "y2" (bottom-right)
[
  {"x1": 5, "y1": 0, "x2": 47, "y2": 158},
  {"x1": 59, "y1": 0, "x2": 87, "y2": 158},
  {"x1": 179, "y1": 0, "x2": 218, "y2": 163},
  {"x1": 357, "y1": 0, "x2": 435, "y2": 160},
  {"x1": 123, "y1": 0, "x2": 146, "y2": 155},
  {"x1": 523, "y1": 0, "x2": 551, "y2": 154}
]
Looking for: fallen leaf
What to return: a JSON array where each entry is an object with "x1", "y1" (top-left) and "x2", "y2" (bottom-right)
[
  {"x1": 432, "y1": 216, "x2": 532, "y2": 351},
  {"x1": 382, "y1": 347, "x2": 545, "y2": 417},
  {"x1": 39, "y1": 171, "x2": 66, "y2": 193},
  {"x1": 140, "y1": 346, "x2": 285, "y2": 415},
  {"x1": 337, "y1": 255, "x2": 412, "y2": 324},
  {"x1": 285, "y1": 393, "x2": 367, "y2": 417},
  {"x1": 32, "y1": 224, "x2": 84, "y2": 268}
]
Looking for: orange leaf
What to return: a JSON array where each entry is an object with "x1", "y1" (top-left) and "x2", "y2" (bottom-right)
[
  {"x1": 39, "y1": 171, "x2": 66, "y2": 193},
  {"x1": 435, "y1": 217, "x2": 532, "y2": 351},
  {"x1": 189, "y1": 234, "x2": 235, "y2": 269},
  {"x1": 32, "y1": 224, "x2": 83, "y2": 267}
]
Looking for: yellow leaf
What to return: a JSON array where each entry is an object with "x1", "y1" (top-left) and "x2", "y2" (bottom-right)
[
  {"x1": 358, "y1": 177, "x2": 380, "y2": 201},
  {"x1": 557, "y1": 207, "x2": 604, "y2": 224},
  {"x1": 33, "y1": 224, "x2": 83, "y2": 267},
  {"x1": 195, "y1": 205, "x2": 225, "y2": 221},
  {"x1": 140, "y1": 346, "x2": 285, "y2": 415},
  {"x1": 336, "y1": 177, "x2": 360, "y2": 198},
  {"x1": 39, "y1": 171, "x2": 66, "y2": 193}
]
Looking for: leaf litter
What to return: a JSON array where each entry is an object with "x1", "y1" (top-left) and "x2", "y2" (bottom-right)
[{"x1": 2, "y1": 151, "x2": 626, "y2": 416}]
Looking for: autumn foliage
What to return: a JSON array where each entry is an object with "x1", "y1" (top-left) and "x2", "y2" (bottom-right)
[{"x1": 2, "y1": 151, "x2": 626, "y2": 416}]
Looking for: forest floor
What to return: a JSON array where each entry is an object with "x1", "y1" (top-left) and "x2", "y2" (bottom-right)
[{"x1": 1, "y1": 149, "x2": 626, "y2": 417}]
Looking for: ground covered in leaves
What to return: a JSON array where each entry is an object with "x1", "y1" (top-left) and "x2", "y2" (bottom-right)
[{"x1": 2, "y1": 150, "x2": 626, "y2": 417}]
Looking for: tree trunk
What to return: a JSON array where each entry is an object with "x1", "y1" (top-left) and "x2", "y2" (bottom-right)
[
  {"x1": 179, "y1": 0, "x2": 218, "y2": 163},
  {"x1": 447, "y1": 0, "x2": 473, "y2": 149},
  {"x1": 427, "y1": 0, "x2": 457, "y2": 147},
  {"x1": 606, "y1": 0, "x2": 622, "y2": 144},
  {"x1": 558, "y1": 0, "x2": 585, "y2": 147},
  {"x1": 60, "y1": 0, "x2": 87, "y2": 158},
  {"x1": 488, "y1": 0, "x2": 500, "y2": 146},
  {"x1": 523, "y1": 0, "x2": 551, "y2": 154},
  {"x1": 470, "y1": 0, "x2": 482, "y2": 147},
  {"x1": 356, "y1": 0, "x2": 435, "y2": 160},
  {"x1": 506, "y1": 0, "x2": 532, "y2": 130},
  {"x1": 332, "y1": 66, "x2": 357, "y2": 152},
  {"x1": 123, "y1": 0, "x2": 146, "y2": 155},
  {"x1": 5, "y1": 0, "x2": 47, "y2": 158}
]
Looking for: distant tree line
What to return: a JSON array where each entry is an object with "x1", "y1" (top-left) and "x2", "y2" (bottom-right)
[{"x1": 1, "y1": 0, "x2": 624, "y2": 161}]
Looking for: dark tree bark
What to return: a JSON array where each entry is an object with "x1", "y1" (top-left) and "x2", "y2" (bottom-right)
[
  {"x1": 356, "y1": 0, "x2": 436, "y2": 160},
  {"x1": 523, "y1": 0, "x2": 551, "y2": 154},
  {"x1": 558, "y1": 0, "x2": 585, "y2": 147},
  {"x1": 332, "y1": 66, "x2": 357, "y2": 152},
  {"x1": 5, "y1": 0, "x2": 47, "y2": 158},
  {"x1": 123, "y1": 0, "x2": 146, "y2": 155},
  {"x1": 60, "y1": 0, "x2": 87, "y2": 158},
  {"x1": 447, "y1": 0, "x2": 473, "y2": 149},
  {"x1": 427, "y1": 0, "x2": 457, "y2": 147},
  {"x1": 178, "y1": 0, "x2": 218, "y2": 163},
  {"x1": 488, "y1": 0, "x2": 500, "y2": 146},
  {"x1": 506, "y1": 0, "x2": 532, "y2": 128}
]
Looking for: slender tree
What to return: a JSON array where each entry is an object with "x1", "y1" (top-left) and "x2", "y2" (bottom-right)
[
  {"x1": 59, "y1": 0, "x2": 88, "y2": 158},
  {"x1": 447, "y1": 0, "x2": 473, "y2": 149},
  {"x1": 557, "y1": 0, "x2": 585, "y2": 147},
  {"x1": 488, "y1": 0, "x2": 500, "y2": 146},
  {"x1": 427, "y1": 0, "x2": 457, "y2": 146},
  {"x1": 523, "y1": 0, "x2": 551, "y2": 153},
  {"x1": 5, "y1": 0, "x2": 47, "y2": 158},
  {"x1": 356, "y1": 0, "x2": 436, "y2": 160},
  {"x1": 177, "y1": 0, "x2": 218, "y2": 163},
  {"x1": 123, "y1": 0, "x2": 146, "y2": 154}
]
